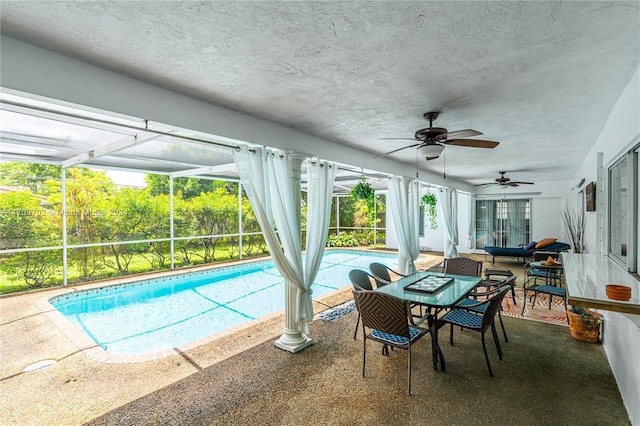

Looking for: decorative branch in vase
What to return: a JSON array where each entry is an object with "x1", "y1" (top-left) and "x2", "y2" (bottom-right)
[{"x1": 560, "y1": 202, "x2": 585, "y2": 253}]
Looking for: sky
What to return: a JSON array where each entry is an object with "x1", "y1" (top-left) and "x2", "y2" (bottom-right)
[{"x1": 106, "y1": 170, "x2": 148, "y2": 187}]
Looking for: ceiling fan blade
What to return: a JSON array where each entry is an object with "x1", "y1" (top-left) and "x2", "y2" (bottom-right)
[
  {"x1": 373, "y1": 143, "x2": 422, "y2": 158},
  {"x1": 439, "y1": 129, "x2": 483, "y2": 139},
  {"x1": 443, "y1": 139, "x2": 499, "y2": 148},
  {"x1": 511, "y1": 181, "x2": 534, "y2": 185},
  {"x1": 508, "y1": 182, "x2": 519, "y2": 187},
  {"x1": 379, "y1": 137, "x2": 418, "y2": 140},
  {"x1": 474, "y1": 182, "x2": 495, "y2": 187}
]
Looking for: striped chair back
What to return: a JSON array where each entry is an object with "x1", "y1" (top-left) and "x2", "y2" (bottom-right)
[
  {"x1": 353, "y1": 290, "x2": 409, "y2": 338},
  {"x1": 443, "y1": 257, "x2": 482, "y2": 277}
]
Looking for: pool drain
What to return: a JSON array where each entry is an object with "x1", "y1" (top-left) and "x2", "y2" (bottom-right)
[{"x1": 23, "y1": 359, "x2": 56, "y2": 372}]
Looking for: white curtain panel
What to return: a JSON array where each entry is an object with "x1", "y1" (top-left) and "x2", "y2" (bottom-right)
[
  {"x1": 467, "y1": 193, "x2": 476, "y2": 250},
  {"x1": 388, "y1": 176, "x2": 420, "y2": 274},
  {"x1": 233, "y1": 146, "x2": 335, "y2": 334},
  {"x1": 440, "y1": 187, "x2": 459, "y2": 258},
  {"x1": 303, "y1": 158, "x2": 336, "y2": 306}
]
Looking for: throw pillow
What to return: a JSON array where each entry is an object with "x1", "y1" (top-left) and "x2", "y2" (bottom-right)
[
  {"x1": 524, "y1": 241, "x2": 537, "y2": 250},
  {"x1": 535, "y1": 238, "x2": 557, "y2": 249}
]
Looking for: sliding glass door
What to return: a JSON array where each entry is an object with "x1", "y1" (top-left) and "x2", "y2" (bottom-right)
[
  {"x1": 608, "y1": 146, "x2": 638, "y2": 272},
  {"x1": 475, "y1": 199, "x2": 530, "y2": 248}
]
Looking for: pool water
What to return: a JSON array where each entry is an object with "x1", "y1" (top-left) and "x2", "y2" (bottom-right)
[{"x1": 50, "y1": 250, "x2": 401, "y2": 355}]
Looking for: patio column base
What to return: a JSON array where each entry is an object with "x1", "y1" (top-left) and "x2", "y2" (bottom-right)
[{"x1": 274, "y1": 330, "x2": 313, "y2": 353}]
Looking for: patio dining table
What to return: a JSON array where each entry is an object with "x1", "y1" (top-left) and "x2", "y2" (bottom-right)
[{"x1": 375, "y1": 270, "x2": 481, "y2": 372}]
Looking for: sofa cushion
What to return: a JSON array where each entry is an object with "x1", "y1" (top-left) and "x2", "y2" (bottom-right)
[{"x1": 535, "y1": 238, "x2": 557, "y2": 249}]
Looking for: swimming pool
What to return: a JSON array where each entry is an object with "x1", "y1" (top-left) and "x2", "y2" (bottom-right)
[{"x1": 49, "y1": 249, "x2": 402, "y2": 357}]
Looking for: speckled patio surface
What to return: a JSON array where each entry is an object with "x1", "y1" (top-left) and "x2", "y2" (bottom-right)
[{"x1": 0, "y1": 253, "x2": 630, "y2": 425}]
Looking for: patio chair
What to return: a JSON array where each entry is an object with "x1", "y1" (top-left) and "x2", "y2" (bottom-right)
[
  {"x1": 368, "y1": 262, "x2": 407, "y2": 288},
  {"x1": 454, "y1": 275, "x2": 516, "y2": 343},
  {"x1": 440, "y1": 285, "x2": 511, "y2": 377},
  {"x1": 369, "y1": 262, "x2": 425, "y2": 318},
  {"x1": 524, "y1": 251, "x2": 562, "y2": 288},
  {"x1": 521, "y1": 251, "x2": 568, "y2": 319},
  {"x1": 442, "y1": 257, "x2": 482, "y2": 277},
  {"x1": 352, "y1": 289, "x2": 430, "y2": 395},
  {"x1": 349, "y1": 269, "x2": 383, "y2": 339},
  {"x1": 483, "y1": 269, "x2": 517, "y2": 305}
]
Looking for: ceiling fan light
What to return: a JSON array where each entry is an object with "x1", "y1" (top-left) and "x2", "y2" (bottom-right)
[{"x1": 419, "y1": 144, "x2": 445, "y2": 160}]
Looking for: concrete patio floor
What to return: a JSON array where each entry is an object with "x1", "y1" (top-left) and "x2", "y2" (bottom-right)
[{"x1": 0, "y1": 252, "x2": 629, "y2": 425}]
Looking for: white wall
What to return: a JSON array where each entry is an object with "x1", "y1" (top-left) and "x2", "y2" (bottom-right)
[
  {"x1": 531, "y1": 197, "x2": 566, "y2": 243},
  {"x1": 567, "y1": 66, "x2": 640, "y2": 425}
]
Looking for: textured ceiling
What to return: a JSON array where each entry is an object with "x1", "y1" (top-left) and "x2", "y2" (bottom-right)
[{"x1": 1, "y1": 1, "x2": 638, "y2": 187}]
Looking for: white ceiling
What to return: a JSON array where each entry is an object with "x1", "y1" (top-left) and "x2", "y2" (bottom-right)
[{"x1": 0, "y1": 1, "x2": 638, "y2": 188}]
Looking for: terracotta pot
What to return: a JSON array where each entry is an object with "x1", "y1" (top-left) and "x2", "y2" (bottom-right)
[
  {"x1": 605, "y1": 285, "x2": 631, "y2": 301},
  {"x1": 567, "y1": 309, "x2": 602, "y2": 343}
]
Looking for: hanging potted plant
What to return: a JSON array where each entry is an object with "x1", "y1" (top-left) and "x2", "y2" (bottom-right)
[
  {"x1": 351, "y1": 178, "x2": 374, "y2": 200},
  {"x1": 420, "y1": 192, "x2": 438, "y2": 229}
]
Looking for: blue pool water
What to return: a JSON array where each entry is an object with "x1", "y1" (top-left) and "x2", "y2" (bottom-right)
[{"x1": 50, "y1": 250, "x2": 401, "y2": 356}]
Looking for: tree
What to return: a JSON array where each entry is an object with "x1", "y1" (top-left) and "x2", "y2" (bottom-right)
[
  {"x1": 100, "y1": 187, "x2": 169, "y2": 273},
  {"x1": 0, "y1": 161, "x2": 61, "y2": 195},
  {"x1": 181, "y1": 188, "x2": 239, "y2": 262},
  {"x1": 46, "y1": 167, "x2": 115, "y2": 278},
  {"x1": 146, "y1": 175, "x2": 237, "y2": 198},
  {"x1": 0, "y1": 190, "x2": 59, "y2": 287}
]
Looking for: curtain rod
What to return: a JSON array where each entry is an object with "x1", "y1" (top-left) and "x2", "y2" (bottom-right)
[{"x1": 0, "y1": 99, "x2": 240, "y2": 151}]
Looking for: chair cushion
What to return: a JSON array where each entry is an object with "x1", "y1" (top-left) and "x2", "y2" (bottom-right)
[
  {"x1": 441, "y1": 309, "x2": 483, "y2": 329},
  {"x1": 528, "y1": 269, "x2": 559, "y2": 278},
  {"x1": 370, "y1": 326, "x2": 423, "y2": 345},
  {"x1": 484, "y1": 246, "x2": 532, "y2": 257},
  {"x1": 524, "y1": 241, "x2": 537, "y2": 250},
  {"x1": 533, "y1": 285, "x2": 566, "y2": 297},
  {"x1": 540, "y1": 241, "x2": 572, "y2": 252},
  {"x1": 535, "y1": 238, "x2": 557, "y2": 249},
  {"x1": 456, "y1": 298, "x2": 489, "y2": 313}
]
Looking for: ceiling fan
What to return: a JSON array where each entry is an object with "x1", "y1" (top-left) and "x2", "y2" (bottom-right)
[
  {"x1": 476, "y1": 171, "x2": 534, "y2": 187},
  {"x1": 375, "y1": 111, "x2": 500, "y2": 160}
]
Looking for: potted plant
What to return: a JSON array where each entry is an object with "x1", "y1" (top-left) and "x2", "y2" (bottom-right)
[
  {"x1": 351, "y1": 178, "x2": 374, "y2": 200},
  {"x1": 567, "y1": 305, "x2": 602, "y2": 342},
  {"x1": 560, "y1": 201, "x2": 585, "y2": 253},
  {"x1": 420, "y1": 192, "x2": 438, "y2": 229}
]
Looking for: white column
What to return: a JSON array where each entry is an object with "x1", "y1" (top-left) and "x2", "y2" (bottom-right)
[
  {"x1": 275, "y1": 155, "x2": 313, "y2": 353},
  {"x1": 169, "y1": 176, "x2": 174, "y2": 269},
  {"x1": 61, "y1": 168, "x2": 68, "y2": 286}
]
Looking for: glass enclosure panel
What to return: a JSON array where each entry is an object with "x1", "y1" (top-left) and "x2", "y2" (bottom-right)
[
  {"x1": 0, "y1": 161, "x2": 62, "y2": 248},
  {"x1": 329, "y1": 197, "x2": 337, "y2": 228},
  {"x1": 338, "y1": 195, "x2": 356, "y2": 228},
  {"x1": 609, "y1": 157, "x2": 628, "y2": 262},
  {"x1": 173, "y1": 178, "x2": 239, "y2": 238},
  {"x1": 1, "y1": 248, "x2": 63, "y2": 292},
  {"x1": 475, "y1": 200, "x2": 494, "y2": 248},
  {"x1": 375, "y1": 194, "x2": 387, "y2": 247},
  {"x1": 242, "y1": 233, "x2": 268, "y2": 258}
]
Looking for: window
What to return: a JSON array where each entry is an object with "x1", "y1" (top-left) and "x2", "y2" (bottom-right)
[
  {"x1": 608, "y1": 146, "x2": 639, "y2": 272},
  {"x1": 475, "y1": 199, "x2": 530, "y2": 248}
]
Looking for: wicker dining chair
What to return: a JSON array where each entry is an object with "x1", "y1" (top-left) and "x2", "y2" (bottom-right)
[
  {"x1": 368, "y1": 262, "x2": 407, "y2": 288},
  {"x1": 455, "y1": 274, "x2": 516, "y2": 343},
  {"x1": 352, "y1": 289, "x2": 430, "y2": 395},
  {"x1": 442, "y1": 257, "x2": 482, "y2": 277},
  {"x1": 348, "y1": 269, "x2": 388, "y2": 339},
  {"x1": 440, "y1": 285, "x2": 511, "y2": 377}
]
